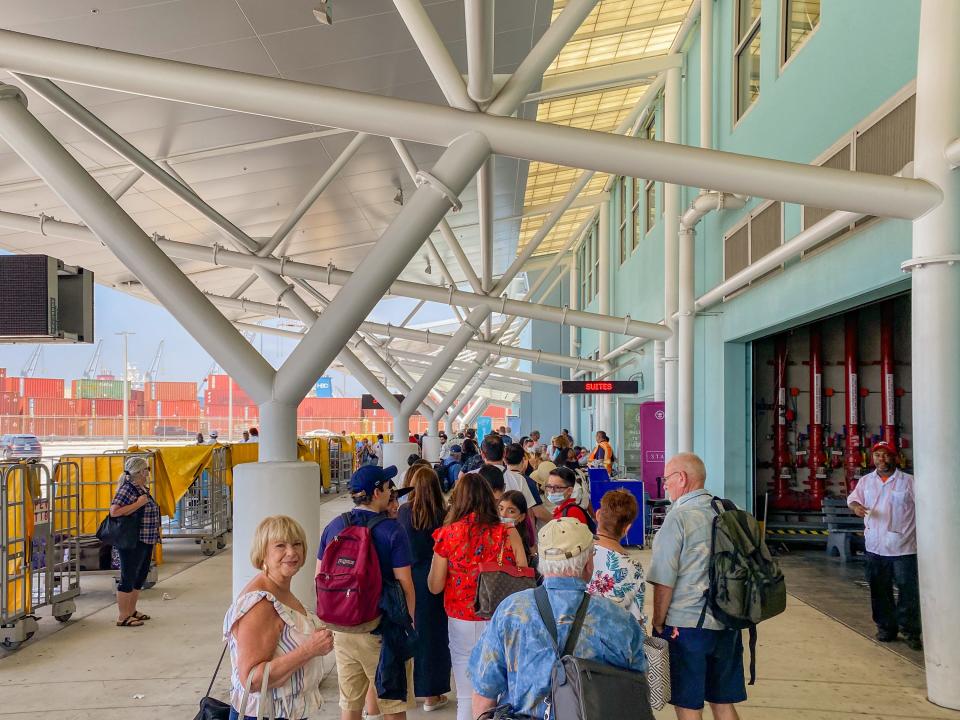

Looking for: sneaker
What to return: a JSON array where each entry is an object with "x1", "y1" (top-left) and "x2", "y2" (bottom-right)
[
  {"x1": 876, "y1": 630, "x2": 898, "y2": 642},
  {"x1": 424, "y1": 696, "x2": 449, "y2": 712},
  {"x1": 905, "y1": 635, "x2": 923, "y2": 651}
]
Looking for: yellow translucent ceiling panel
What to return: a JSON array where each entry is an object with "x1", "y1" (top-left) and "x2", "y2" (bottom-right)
[{"x1": 518, "y1": 0, "x2": 693, "y2": 257}]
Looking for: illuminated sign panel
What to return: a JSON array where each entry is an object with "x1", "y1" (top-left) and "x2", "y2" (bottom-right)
[{"x1": 560, "y1": 380, "x2": 638, "y2": 394}]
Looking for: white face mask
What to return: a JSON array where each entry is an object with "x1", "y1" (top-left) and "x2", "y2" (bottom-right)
[{"x1": 499, "y1": 516, "x2": 516, "y2": 526}]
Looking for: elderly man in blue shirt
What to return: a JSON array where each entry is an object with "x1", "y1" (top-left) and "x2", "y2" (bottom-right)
[{"x1": 468, "y1": 517, "x2": 648, "y2": 719}]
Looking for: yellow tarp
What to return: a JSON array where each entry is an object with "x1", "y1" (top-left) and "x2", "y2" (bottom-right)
[
  {"x1": 4, "y1": 466, "x2": 32, "y2": 616},
  {"x1": 59, "y1": 454, "x2": 132, "y2": 536},
  {"x1": 128, "y1": 444, "x2": 215, "y2": 518}
]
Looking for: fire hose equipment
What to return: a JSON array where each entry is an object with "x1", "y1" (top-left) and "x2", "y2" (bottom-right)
[
  {"x1": 771, "y1": 336, "x2": 792, "y2": 508},
  {"x1": 844, "y1": 313, "x2": 861, "y2": 494},
  {"x1": 880, "y1": 301, "x2": 897, "y2": 451},
  {"x1": 805, "y1": 325, "x2": 826, "y2": 511}
]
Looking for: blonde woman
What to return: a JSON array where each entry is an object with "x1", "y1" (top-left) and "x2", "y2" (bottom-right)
[
  {"x1": 109, "y1": 456, "x2": 160, "y2": 627},
  {"x1": 223, "y1": 516, "x2": 334, "y2": 720}
]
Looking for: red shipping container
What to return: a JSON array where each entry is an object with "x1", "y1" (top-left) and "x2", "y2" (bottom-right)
[
  {"x1": 0, "y1": 391, "x2": 18, "y2": 415},
  {"x1": 204, "y1": 403, "x2": 257, "y2": 420},
  {"x1": 19, "y1": 397, "x2": 78, "y2": 416},
  {"x1": 130, "y1": 389, "x2": 145, "y2": 403},
  {"x1": 19, "y1": 377, "x2": 66, "y2": 398},
  {"x1": 145, "y1": 400, "x2": 200, "y2": 418},
  {"x1": 145, "y1": 382, "x2": 198, "y2": 402},
  {"x1": 298, "y1": 398, "x2": 361, "y2": 418},
  {"x1": 0, "y1": 368, "x2": 5, "y2": 379}
]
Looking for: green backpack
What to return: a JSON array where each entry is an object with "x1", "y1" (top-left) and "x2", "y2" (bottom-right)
[{"x1": 698, "y1": 497, "x2": 787, "y2": 684}]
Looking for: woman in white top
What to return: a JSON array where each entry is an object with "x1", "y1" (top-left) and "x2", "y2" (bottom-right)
[
  {"x1": 223, "y1": 516, "x2": 334, "y2": 720},
  {"x1": 587, "y1": 489, "x2": 647, "y2": 627}
]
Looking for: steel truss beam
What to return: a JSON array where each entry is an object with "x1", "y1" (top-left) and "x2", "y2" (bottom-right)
[
  {"x1": 0, "y1": 29, "x2": 939, "y2": 218},
  {"x1": 523, "y1": 55, "x2": 682, "y2": 104}
]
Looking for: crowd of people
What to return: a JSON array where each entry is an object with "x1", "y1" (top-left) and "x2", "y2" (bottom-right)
[{"x1": 211, "y1": 420, "x2": 853, "y2": 720}]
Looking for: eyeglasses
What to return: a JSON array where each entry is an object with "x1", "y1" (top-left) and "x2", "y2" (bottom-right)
[
  {"x1": 544, "y1": 484, "x2": 568, "y2": 492},
  {"x1": 662, "y1": 471, "x2": 684, "y2": 484}
]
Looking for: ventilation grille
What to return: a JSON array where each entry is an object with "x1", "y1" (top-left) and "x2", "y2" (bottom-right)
[
  {"x1": 751, "y1": 202, "x2": 782, "y2": 261},
  {"x1": 724, "y1": 225, "x2": 749, "y2": 280}
]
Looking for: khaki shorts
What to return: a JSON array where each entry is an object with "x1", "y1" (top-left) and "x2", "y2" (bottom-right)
[{"x1": 332, "y1": 630, "x2": 414, "y2": 713}]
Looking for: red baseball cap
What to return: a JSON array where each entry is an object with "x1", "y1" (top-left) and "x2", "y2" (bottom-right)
[{"x1": 871, "y1": 440, "x2": 896, "y2": 454}]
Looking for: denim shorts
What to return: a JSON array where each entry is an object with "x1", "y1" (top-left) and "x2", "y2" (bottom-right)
[{"x1": 654, "y1": 625, "x2": 747, "y2": 710}]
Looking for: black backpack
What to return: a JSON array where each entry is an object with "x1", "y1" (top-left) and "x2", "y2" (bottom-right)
[{"x1": 698, "y1": 497, "x2": 787, "y2": 684}]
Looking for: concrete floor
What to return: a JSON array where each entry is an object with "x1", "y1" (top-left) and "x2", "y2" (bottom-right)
[{"x1": 2, "y1": 493, "x2": 958, "y2": 720}]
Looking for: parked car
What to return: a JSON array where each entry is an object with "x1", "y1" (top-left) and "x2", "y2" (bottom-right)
[
  {"x1": 1, "y1": 434, "x2": 42, "y2": 460},
  {"x1": 304, "y1": 428, "x2": 337, "y2": 437}
]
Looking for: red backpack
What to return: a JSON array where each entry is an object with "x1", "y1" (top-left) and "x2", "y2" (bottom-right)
[{"x1": 316, "y1": 512, "x2": 387, "y2": 627}]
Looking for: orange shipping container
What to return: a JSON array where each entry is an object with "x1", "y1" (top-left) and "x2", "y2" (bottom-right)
[
  {"x1": 0, "y1": 391, "x2": 18, "y2": 415},
  {"x1": 18, "y1": 377, "x2": 66, "y2": 398},
  {"x1": 204, "y1": 403, "x2": 258, "y2": 420},
  {"x1": 144, "y1": 382, "x2": 198, "y2": 402},
  {"x1": 18, "y1": 397, "x2": 78, "y2": 416},
  {"x1": 298, "y1": 398, "x2": 361, "y2": 418},
  {"x1": 144, "y1": 400, "x2": 200, "y2": 418}
]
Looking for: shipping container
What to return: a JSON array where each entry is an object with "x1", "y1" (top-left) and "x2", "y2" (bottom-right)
[
  {"x1": 18, "y1": 397, "x2": 78, "y2": 417},
  {"x1": 298, "y1": 398, "x2": 361, "y2": 418},
  {"x1": 130, "y1": 389, "x2": 145, "y2": 403},
  {"x1": 144, "y1": 400, "x2": 200, "y2": 418},
  {"x1": 0, "y1": 391, "x2": 18, "y2": 415},
  {"x1": 6, "y1": 377, "x2": 66, "y2": 398},
  {"x1": 0, "y1": 368, "x2": 6, "y2": 379},
  {"x1": 204, "y1": 403, "x2": 258, "y2": 420},
  {"x1": 145, "y1": 381, "x2": 198, "y2": 402},
  {"x1": 72, "y1": 379, "x2": 124, "y2": 399}
]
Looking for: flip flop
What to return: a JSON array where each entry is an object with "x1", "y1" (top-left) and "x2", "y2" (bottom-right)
[
  {"x1": 117, "y1": 616, "x2": 144, "y2": 627},
  {"x1": 132, "y1": 612, "x2": 151, "y2": 621}
]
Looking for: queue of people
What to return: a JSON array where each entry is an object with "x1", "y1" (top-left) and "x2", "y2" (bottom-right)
[{"x1": 213, "y1": 419, "x2": 802, "y2": 720}]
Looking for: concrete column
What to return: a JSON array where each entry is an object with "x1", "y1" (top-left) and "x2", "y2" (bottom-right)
[
  {"x1": 597, "y1": 199, "x2": 611, "y2": 433},
  {"x1": 663, "y1": 66, "x2": 682, "y2": 459},
  {"x1": 678, "y1": 227, "x2": 695, "y2": 451},
  {"x1": 258, "y1": 400, "x2": 298, "y2": 462},
  {"x1": 422, "y1": 435, "x2": 442, "y2": 462},
  {"x1": 910, "y1": 0, "x2": 960, "y2": 708}
]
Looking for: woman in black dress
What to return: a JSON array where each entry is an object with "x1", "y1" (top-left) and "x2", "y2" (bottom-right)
[{"x1": 396, "y1": 464, "x2": 451, "y2": 712}]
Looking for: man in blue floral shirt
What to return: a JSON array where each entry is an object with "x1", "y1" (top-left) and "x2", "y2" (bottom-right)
[{"x1": 469, "y1": 518, "x2": 647, "y2": 719}]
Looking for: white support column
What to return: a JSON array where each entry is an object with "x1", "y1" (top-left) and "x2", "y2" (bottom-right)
[
  {"x1": 700, "y1": 0, "x2": 713, "y2": 151},
  {"x1": 478, "y1": 159, "x2": 495, "y2": 292},
  {"x1": 653, "y1": 341, "x2": 665, "y2": 402},
  {"x1": 569, "y1": 261, "x2": 579, "y2": 436},
  {"x1": 663, "y1": 66, "x2": 682, "y2": 459},
  {"x1": 677, "y1": 227, "x2": 695, "y2": 451},
  {"x1": 462, "y1": 397, "x2": 490, "y2": 428},
  {"x1": 910, "y1": 0, "x2": 960, "y2": 708},
  {"x1": 465, "y1": 0, "x2": 495, "y2": 104},
  {"x1": 597, "y1": 199, "x2": 612, "y2": 433}
]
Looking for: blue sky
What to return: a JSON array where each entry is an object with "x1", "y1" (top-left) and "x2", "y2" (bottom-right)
[{"x1": 0, "y1": 283, "x2": 451, "y2": 396}]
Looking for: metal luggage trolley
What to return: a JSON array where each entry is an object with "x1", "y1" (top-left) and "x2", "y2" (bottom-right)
[
  {"x1": 60, "y1": 451, "x2": 160, "y2": 591},
  {"x1": 162, "y1": 446, "x2": 229, "y2": 556},
  {"x1": 1, "y1": 460, "x2": 81, "y2": 651},
  {"x1": 328, "y1": 438, "x2": 352, "y2": 493}
]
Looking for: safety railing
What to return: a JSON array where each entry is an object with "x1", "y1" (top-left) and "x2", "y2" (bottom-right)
[
  {"x1": 1, "y1": 460, "x2": 80, "y2": 651},
  {"x1": 161, "y1": 446, "x2": 230, "y2": 555}
]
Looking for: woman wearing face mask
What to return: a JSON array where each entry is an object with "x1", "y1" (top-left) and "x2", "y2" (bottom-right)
[{"x1": 498, "y1": 490, "x2": 536, "y2": 560}]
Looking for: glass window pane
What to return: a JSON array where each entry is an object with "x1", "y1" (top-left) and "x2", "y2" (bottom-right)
[
  {"x1": 632, "y1": 181, "x2": 641, "y2": 250},
  {"x1": 784, "y1": 0, "x2": 820, "y2": 61},
  {"x1": 645, "y1": 117, "x2": 656, "y2": 141},
  {"x1": 736, "y1": 30, "x2": 761, "y2": 118},
  {"x1": 645, "y1": 182, "x2": 656, "y2": 233},
  {"x1": 738, "y1": 0, "x2": 761, "y2": 40}
]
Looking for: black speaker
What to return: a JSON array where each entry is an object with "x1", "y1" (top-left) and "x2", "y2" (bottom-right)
[{"x1": 0, "y1": 254, "x2": 93, "y2": 343}]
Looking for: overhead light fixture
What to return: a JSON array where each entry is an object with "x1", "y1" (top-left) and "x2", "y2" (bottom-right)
[
  {"x1": 393, "y1": 187, "x2": 404, "y2": 206},
  {"x1": 423, "y1": 254, "x2": 432, "y2": 275},
  {"x1": 313, "y1": 1, "x2": 333, "y2": 25}
]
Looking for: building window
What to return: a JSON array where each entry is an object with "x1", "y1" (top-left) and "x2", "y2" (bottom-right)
[
  {"x1": 645, "y1": 180, "x2": 656, "y2": 234},
  {"x1": 735, "y1": 0, "x2": 762, "y2": 120},
  {"x1": 631, "y1": 179, "x2": 641, "y2": 251},
  {"x1": 592, "y1": 224, "x2": 600, "y2": 301},
  {"x1": 782, "y1": 0, "x2": 820, "y2": 64},
  {"x1": 578, "y1": 222, "x2": 600, "y2": 307},
  {"x1": 618, "y1": 178, "x2": 629, "y2": 264}
]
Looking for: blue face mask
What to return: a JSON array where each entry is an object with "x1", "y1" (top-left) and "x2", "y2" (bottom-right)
[{"x1": 547, "y1": 492, "x2": 566, "y2": 504}]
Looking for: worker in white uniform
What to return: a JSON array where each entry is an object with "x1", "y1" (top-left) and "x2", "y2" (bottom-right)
[{"x1": 847, "y1": 440, "x2": 922, "y2": 650}]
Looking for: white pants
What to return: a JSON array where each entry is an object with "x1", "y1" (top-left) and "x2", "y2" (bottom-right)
[{"x1": 448, "y1": 617, "x2": 488, "y2": 720}]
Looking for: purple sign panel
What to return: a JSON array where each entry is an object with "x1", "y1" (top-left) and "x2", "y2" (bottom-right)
[{"x1": 639, "y1": 401, "x2": 665, "y2": 498}]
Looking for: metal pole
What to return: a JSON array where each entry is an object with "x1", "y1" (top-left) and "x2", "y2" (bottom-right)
[
  {"x1": 0, "y1": 86, "x2": 276, "y2": 404},
  {"x1": 478, "y1": 159, "x2": 495, "y2": 292},
  {"x1": 109, "y1": 168, "x2": 143, "y2": 200},
  {"x1": 597, "y1": 200, "x2": 611, "y2": 432},
  {"x1": 678, "y1": 227, "x2": 694, "y2": 451},
  {"x1": 117, "y1": 331, "x2": 132, "y2": 448},
  {"x1": 663, "y1": 66, "x2": 681, "y2": 460},
  {"x1": 569, "y1": 261, "x2": 579, "y2": 436},
  {"x1": 0, "y1": 30, "x2": 941, "y2": 218},
  {"x1": 909, "y1": 0, "x2": 960, "y2": 707},
  {"x1": 465, "y1": 0, "x2": 495, "y2": 104},
  {"x1": 700, "y1": 0, "x2": 713, "y2": 151},
  {"x1": 228, "y1": 374, "x2": 234, "y2": 442}
]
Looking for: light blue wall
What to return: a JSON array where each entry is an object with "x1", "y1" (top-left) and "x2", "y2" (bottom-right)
[{"x1": 584, "y1": 0, "x2": 921, "y2": 503}]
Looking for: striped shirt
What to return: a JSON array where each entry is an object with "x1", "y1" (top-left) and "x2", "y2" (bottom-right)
[{"x1": 223, "y1": 590, "x2": 325, "y2": 719}]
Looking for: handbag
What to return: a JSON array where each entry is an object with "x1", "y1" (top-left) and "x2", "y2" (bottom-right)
[
  {"x1": 95, "y1": 512, "x2": 140, "y2": 550},
  {"x1": 231, "y1": 661, "x2": 275, "y2": 720},
  {"x1": 194, "y1": 645, "x2": 231, "y2": 720},
  {"x1": 474, "y1": 537, "x2": 536, "y2": 620},
  {"x1": 642, "y1": 635, "x2": 671, "y2": 711}
]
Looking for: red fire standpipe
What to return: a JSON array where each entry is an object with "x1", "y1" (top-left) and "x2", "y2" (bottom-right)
[
  {"x1": 772, "y1": 335, "x2": 791, "y2": 507},
  {"x1": 880, "y1": 301, "x2": 897, "y2": 451},
  {"x1": 806, "y1": 325, "x2": 826, "y2": 509},
  {"x1": 844, "y1": 313, "x2": 861, "y2": 494}
]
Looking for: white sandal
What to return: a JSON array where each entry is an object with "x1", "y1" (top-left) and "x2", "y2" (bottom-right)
[{"x1": 424, "y1": 696, "x2": 449, "y2": 712}]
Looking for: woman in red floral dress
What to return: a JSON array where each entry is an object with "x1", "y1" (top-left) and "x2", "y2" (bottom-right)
[{"x1": 428, "y1": 472, "x2": 527, "y2": 720}]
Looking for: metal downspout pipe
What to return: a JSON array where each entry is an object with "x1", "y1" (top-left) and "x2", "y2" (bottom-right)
[
  {"x1": 663, "y1": 65, "x2": 682, "y2": 460},
  {"x1": 597, "y1": 200, "x2": 612, "y2": 433}
]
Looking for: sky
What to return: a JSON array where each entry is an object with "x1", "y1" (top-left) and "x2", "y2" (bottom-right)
[{"x1": 0, "y1": 282, "x2": 457, "y2": 396}]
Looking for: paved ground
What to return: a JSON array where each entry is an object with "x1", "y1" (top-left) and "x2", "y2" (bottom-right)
[{"x1": 1, "y1": 492, "x2": 958, "y2": 720}]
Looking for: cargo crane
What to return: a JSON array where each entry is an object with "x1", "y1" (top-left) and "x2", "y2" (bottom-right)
[
  {"x1": 20, "y1": 345, "x2": 43, "y2": 377},
  {"x1": 143, "y1": 341, "x2": 164, "y2": 384},
  {"x1": 81, "y1": 339, "x2": 103, "y2": 379}
]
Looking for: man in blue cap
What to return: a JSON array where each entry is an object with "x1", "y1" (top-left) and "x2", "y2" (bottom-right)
[{"x1": 317, "y1": 465, "x2": 415, "y2": 719}]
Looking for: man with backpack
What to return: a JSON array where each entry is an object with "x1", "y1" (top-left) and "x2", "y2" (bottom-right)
[
  {"x1": 545, "y1": 466, "x2": 596, "y2": 533},
  {"x1": 315, "y1": 465, "x2": 415, "y2": 720},
  {"x1": 649, "y1": 453, "x2": 779, "y2": 720},
  {"x1": 469, "y1": 518, "x2": 649, "y2": 719}
]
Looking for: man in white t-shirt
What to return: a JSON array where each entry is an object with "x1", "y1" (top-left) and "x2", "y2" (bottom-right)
[
  {"x1": 481, "y1": 434, "x2": 547, "y2": 521},
  {"x1": 847, "y1": 440, "x2": 921, "y2": 650}
]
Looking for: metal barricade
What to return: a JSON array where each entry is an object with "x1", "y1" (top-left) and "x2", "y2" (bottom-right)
[
  {"x1": 328, "y1": 438, "x2": 352, "y2": 493},
  {"x1": 161, "y1": 446, "x2": 229, "y2": 555},
  {"x1": 1, "y1": 461, "x2": 80, "y2": 650},
  {"x1": 60, "y1": 452, "x2": 159, "y2": 590}
]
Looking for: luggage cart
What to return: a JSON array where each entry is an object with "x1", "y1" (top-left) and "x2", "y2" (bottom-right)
[
  {"x1": 162, "y1": 446, "x2": 229, "y2": 556},
  {"x1": 59, "y1": 452, "x2": 160, "y2": 591},
  {"x1": 1, "y1": 461, "x2": 80, "y2": 650},
  {"x1": 328, "y1": 438, "x2": 352, "y2": 493}
]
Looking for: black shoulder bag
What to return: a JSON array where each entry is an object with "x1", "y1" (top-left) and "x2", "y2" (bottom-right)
[{"x1": 194, "y1": 645, "x2": 231, "y2": 720}]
